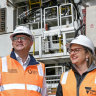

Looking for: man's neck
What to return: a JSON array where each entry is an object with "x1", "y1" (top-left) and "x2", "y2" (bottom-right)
[{"x1": 15, "y1": 51, "x2": 29, "y2": 63}]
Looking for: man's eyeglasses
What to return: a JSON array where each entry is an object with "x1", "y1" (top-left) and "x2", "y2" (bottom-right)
[
  {"x1": 12, "y1": 36, "x2": 27, "y2": 41},
  {"x1": 68, "y1": 48, "x2": 84, "y2": 54}
]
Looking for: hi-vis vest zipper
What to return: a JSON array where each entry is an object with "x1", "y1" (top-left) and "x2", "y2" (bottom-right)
[
  {"x1": 60, "y1": 69, "x2": 96, "y2": 96},
  {"x1": 0, "y1": 56, "x2": 45, "y2": 96}
]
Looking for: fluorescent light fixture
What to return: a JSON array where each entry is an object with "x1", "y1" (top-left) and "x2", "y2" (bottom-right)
[{"x1": 74, "y1": 0, "x2": 81, "y2": 4}]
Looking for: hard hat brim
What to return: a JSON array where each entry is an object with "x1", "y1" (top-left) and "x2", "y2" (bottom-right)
[{"x1": 10, "y1": 33, "x2": 33, "y2": 41}]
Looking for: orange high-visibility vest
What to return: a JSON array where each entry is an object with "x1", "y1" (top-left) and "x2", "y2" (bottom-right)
[
  {"x1": 0, "y1": 55, "x2": 45, "y2": 96},
  {"x1": 60, "y1": 69, "x2": 96, "y2": 96}
]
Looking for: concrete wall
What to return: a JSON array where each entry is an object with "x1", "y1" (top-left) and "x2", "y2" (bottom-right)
[
  {"x1": 86, "y1": 6, "x2": 96, "y2": 47},
  {"x1": 0, "y1": 33, "x2": 12, "y2": 57}
]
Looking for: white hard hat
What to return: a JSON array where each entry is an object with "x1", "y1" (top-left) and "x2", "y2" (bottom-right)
[
  {"x1": 10, "y1": 26, "x2": 34, "y2": 41},
  {"x1": 70, "y1": 35, "x2": 95, "y2": 54}
]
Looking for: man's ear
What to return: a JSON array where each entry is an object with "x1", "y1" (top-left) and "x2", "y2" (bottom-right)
[{"x1": 30, "y1": 41, "x2": 33, "y2": 46}]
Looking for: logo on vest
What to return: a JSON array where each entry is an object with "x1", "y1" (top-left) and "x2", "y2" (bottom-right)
[
  {"x1": 85, "y1": 87, "x2": 96, "y2": 95},
  {"x1": 28, "y1": 69, "x2": 38, "y2": 74},
  {"x1": 8, "y1": 69, "x2": 17, "y2": 73}
]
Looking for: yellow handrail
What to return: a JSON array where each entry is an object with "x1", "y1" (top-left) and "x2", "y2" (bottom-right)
[{"x1": 29, "y1": 0, "x2": 41, "y2": 10}]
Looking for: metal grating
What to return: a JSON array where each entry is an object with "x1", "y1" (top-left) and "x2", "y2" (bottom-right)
[{"x1": 0, "y1": 8, "x2": 6, "y2": 32}]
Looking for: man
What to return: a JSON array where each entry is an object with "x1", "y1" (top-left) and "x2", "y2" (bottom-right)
[{"x1": 0, "y1": 26, "x2": 47, "y2": 96}]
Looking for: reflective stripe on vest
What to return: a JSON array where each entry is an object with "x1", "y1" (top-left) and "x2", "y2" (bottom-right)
[
  {"x1": 61, "y1": 71, "x2": 69, "y2": 84},
  {"x1": 1, "y1": 84, "x2": 42, "y2": 93},
  {"x1": 27, "y1": 84, "x2": 41, "y2": 93},
  {"x1": 2, "y1": 57, "x2": 8, "y2": 72},
  {"x1": 95, "y1": 77, "x2": 96, "y2": 84},
  {"x1": 1, "y1": 84, "x2": 25, "y2": 91},
  {"x1": 37, "y1": 64, "x2": 43, "y2": 76}
]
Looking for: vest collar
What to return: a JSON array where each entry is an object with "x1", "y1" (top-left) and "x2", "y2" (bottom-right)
[{"x1": 10, "y1": 50, "x2": 39, "y2": 66}]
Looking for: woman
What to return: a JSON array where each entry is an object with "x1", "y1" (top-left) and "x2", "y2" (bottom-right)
[{"x1": 56, "y1": 35, "x2": 96, "y2": 96}]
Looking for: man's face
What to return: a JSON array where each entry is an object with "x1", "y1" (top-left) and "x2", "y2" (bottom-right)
[{"x1": 11, "y1": 35, "x2": 33, "y2": 52}]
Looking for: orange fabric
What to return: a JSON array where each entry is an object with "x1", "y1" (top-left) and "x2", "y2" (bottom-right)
[
  {"x1": 0, "y1": 55, "x2": 45, "y2": 96},
  {"x1": 0, "y1": 58, "x2": 1, "y2": 85},
  {"x1": 60, "y1": 69, "x2": 96, "y2": 96},
  {"x1": 79, "y1": 69, "x2": 96, "y2": 96},
  {"x1": 60, "y1": 70, "x2": 76, "y2": 96},
  {"x1": 0, "y1": 58, "x2": 2, "y2": 96}
]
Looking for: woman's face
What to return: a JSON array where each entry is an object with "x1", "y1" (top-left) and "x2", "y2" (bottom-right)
[{"x1": 69, "y1": 44, "x2": 89, "y2": 66}]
